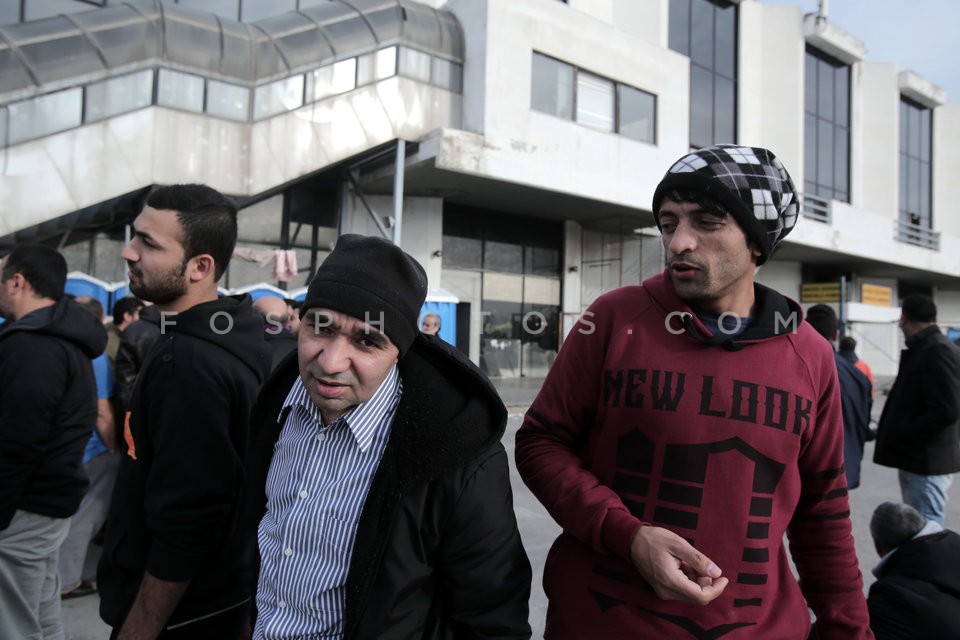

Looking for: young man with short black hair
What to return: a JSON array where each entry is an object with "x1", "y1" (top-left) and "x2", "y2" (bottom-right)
[{"x1": 98, "y1": 184, "x2": 271, "y2": 639}]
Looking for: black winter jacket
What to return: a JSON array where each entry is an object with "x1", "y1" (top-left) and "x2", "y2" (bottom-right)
[
  {"x1": 0, "y1": 298, "x2": 107, "y2": 528},
  {"x1": 113, "y1": 304, "x2": 161, "y2": 410},
  {"x1": 246, "y1": 333, "x2": 532, "y2": 639},
  {"x1": 875, "y1": 326, "x2": 960, "y2": 475},
  {"x1": 868, "y1": 529, "x2": 960, "y2": 639},
  {"x1": 98, "y1": 294, "x2": 271, "y2": 629}
]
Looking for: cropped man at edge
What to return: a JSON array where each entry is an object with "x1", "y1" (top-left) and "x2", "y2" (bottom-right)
[{"x1": 516, "y1": 145, "x2": 872, "y2": 639}]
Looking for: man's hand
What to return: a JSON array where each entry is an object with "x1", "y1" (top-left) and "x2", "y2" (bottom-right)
[{"x1": 629, "y1": 525, "x2": 728, "y2": 605}]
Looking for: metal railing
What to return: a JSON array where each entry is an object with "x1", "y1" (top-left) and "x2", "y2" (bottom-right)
[
  {"x1": 894, "y1": 219, "x2": 940, "y2": 250},
  {"x1": 801, "y1": 192, "x2": 831, "y2": 223}
]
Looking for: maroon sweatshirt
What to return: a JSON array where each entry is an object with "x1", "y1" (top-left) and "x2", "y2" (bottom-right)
[{"x1": 516, "y1": 271, "x2": 872, "y2": 639}]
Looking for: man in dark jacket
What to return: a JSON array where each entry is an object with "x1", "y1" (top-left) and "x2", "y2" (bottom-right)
[
  {"x1": 252, "y1": 294, "x2": 297, "y2": 372},
  {"x1": 246, "y1": 234, "x2": 532, "y2": 639},
  {"x1": 98, "y1": 184, "x2": 271, "y2": 638},
  {"x1": 113, "y1": 303, "x2": 160, "y2": 411},
  {"x1": 867, "y1": 501, "x2": 960, "y2": 639},
  {"x1": 0, "y1": 244, "x2": 107, "y2": 640},
  {"x1": 875, "y1": 294, "x2": 960, "y2": 525},
  {"x1": 806, "y1": 304, "x2": 873, "y2": 488}
]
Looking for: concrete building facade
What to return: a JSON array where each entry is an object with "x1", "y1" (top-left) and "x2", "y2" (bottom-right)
[{"x1": 1, "y1": 0, "x2": 957, "y2": 377}]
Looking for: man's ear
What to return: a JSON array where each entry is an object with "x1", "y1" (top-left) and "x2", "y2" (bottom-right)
[{"x1": 187, "y1": 254, "x2": 216, "y2": 283}]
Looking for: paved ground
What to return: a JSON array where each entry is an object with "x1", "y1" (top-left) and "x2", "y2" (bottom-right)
[{"x1": 63, "y1": 378, "x2": 958, "y2": 639}]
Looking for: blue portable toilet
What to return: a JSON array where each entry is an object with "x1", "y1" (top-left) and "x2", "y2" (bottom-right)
[
  {"x1": 66, "y1": 272, "x2": 111, "y2": 311},
  {"x1": 420, "y1": 289, "x2": 458, "y2": 345},
  {"x1": 230, "y1": 282, "x2": 287, "y2": 301}
]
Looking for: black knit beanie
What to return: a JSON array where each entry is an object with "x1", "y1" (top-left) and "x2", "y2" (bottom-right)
[
  {"x1": 652, "y1": 144, "x2": 800, "y2": 265},
  {"x1": 300, "y1": 234, "x2": 428, "y2": 356}
]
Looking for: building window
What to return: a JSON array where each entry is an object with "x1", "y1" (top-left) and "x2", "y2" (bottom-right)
[
  {"x1": 531, "y1": 52, "x2": 656, "y2": 143},
  {"x1": 357, "y1": 47, "x2": 397, "y2": 86},
  {"x1": 84, "y1": 70, "x2": 154, "y2": 123},
  {"x1": 669, "y1": 0, "x2": 737, "y2": 148},
  {"x1": 254, "y1": 75, "x2": 305, "y2": 120},
  {"x1": 576, "y1": 71, "x2": 615, "y2": 132},
  {"x1": 619, "y1": 84, "x2": 656, "y2": 143},
  {"x1": 531, "y1": 53, "x2": 574, "y2": 119},
  {"x1": 307, "y1": 59, "x2": 357, "y2": 101},
  {"x1": 7, "y1": 88, "x2": 82, "y2": 146},
  {"x1": 899, "y1": 98, "x2": 932, "y2": 230},
  {"x1": 804, "y1": 48, "x2": 850, "y2": 203}
]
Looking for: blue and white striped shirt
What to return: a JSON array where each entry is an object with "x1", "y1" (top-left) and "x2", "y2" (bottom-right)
[{"x1": 254, "y1": 366, "x2": 401, "y2": 640}]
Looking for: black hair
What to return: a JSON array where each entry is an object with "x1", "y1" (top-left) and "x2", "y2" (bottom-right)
[
  {"x1": 901, "y1": 293, "x2": 937, "y2": 323},
  {"x1": 146, "y1": 184, "x2": 238, "y2": 281},
  {"x1": 805, "y1": 304, "x2": 838, "y2": 341},
  {"x1": 1, "y1": 244, "x2": 67, "y2": 300},
  {"x1": 112, "y1": 295, "x2": 142, "y2": 322},
  {"x1": 838, "y1": 336, "x2": 857, "y2": 352},
  {"x1": 660, "y1": 188, "x2": 731, "y2": 217}
]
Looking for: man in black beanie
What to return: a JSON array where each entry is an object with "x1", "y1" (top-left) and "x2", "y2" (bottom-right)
[{"x1": 245, "y1": 234, "x2": 531, "y2": 639}]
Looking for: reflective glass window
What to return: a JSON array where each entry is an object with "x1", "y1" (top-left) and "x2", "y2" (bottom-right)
[
  {"x1": 207, "y1": 80, "x2": 250, "y2": 121},
  {"x1": 531, "y1": 53, "x2": 573, "y2": 119},
  {"x1": 176, "y1": 0, "x2": 240, "y2": 21},
  {"x1": 576, "y1": 71, "x2": 614, "y2": 132},
  {"x1": 357, "y1": 47, "x2": 397, "y2": 85},
  {"x1": 157, "y1": 68, "x2": 204, "y2": 113},
  {"x1": 24, "y1": 0, "x2": 98, "y2": 21},
  {"x1": 669, "y1": 0, "x2": 737, "y2": 148},
  {"x1": 241, "y1": 0, "x2": 295, "y2": 22},
  {"x1": 432, "y1": 58, "x2": 463, "y2": 92},
  {"x1": 804, "y1": 48, "x2": 849, "y2": 202},
  {"x1": 0, "y1": 4, "x2": 21, "y2": 24},
  {"x1": 254, "y1": 75, "x2": 305, "y2": 120},
  {"x1": 619, "y1": 85, "x2": 655, "y2": 143},
  {"x1": 398, "y1": 47, "x2": 431, "y2": 83},
  {"x1": 899, "y1": 98, "x2": 932, "y2": 228},
  {"x1": 8, "y1": 87, "x2": 82, "y2": 145},
  {"x1": 85, "y1": 69, "x2": 154, "y2": 122},
  {"x1": 307, "y1": 58, "x2": 357, "y2": 101},
  {"x1": 0, "y1": 106, "x2": 6, "y2": 148}
]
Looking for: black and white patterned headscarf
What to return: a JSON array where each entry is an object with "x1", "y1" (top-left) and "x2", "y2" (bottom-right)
[{"x1": 652, "y1": 144, "x2": 800, "y2": 265}]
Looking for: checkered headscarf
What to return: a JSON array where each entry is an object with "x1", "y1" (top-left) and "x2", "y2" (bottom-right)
[{"x1": 652, "y1": 144, "x2": 800, "y2": 265}]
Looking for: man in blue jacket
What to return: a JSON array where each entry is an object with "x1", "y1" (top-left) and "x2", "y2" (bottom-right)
[
  {"x1": 0, "y1": 244, "x2": 107, "y2": 640},
  {"x1": 98, "y1": 184, "x2": 271, "y2": 638},
  {"x1": 806, "y1": 304, "x2": 873, "y2": 488}
]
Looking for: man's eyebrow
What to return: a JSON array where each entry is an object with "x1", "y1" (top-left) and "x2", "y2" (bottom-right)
[
  {"x1": 133, "y1": 228, "x2": 158, "y2": 244},
  {"x1": 351, "y1": 325, "x2": 388, "y2": 345}
]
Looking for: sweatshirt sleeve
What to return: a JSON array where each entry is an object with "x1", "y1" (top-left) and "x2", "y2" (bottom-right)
[
  {"x1": 140, "y1": 350, "x2": 245, "y2": 582},
  {"x1": 788, "y1": 345, "x2": 873, "y2": 639},
  {"x1": 0, "y1": 337, "x2": 68, "y2": 529},
  {"x1": 515, "y1": 299, "x2": 645, "y2": 562}
]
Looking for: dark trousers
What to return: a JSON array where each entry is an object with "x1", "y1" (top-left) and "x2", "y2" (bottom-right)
[{"x1": 109, "y1": 603, "x2": 247, "y2": 640}]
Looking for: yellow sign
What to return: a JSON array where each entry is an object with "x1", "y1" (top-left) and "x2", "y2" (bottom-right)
[
  {"x1": 800, "y1": 282, "x2": 844, "y2": 302},
  {"x1": 862, "y1": 284, "x2": 893, "y2": 306}
]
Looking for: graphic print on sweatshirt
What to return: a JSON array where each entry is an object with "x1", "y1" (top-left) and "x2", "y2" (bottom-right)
[{"x1": 587, "y1": 367, "x2": 814, "y2": 639}]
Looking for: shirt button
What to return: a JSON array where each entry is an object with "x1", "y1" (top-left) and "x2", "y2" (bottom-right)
[
  {"x1": 316, "y1": 432, "x2": 325, "y2": 442},
  {"x1": 299, "y1": 490, "x2": 308, "y2": 499},
  {"x1": 284, "y1": 547, "x2": 293, "y2": 556},
  {"x1": 278, "y1": 600, "x2": 286, "y2": 608}
]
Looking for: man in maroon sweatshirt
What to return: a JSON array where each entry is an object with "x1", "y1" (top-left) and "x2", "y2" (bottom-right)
[{"x1": 516, "y1": 145, "x2": 872, "y2": 639}]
